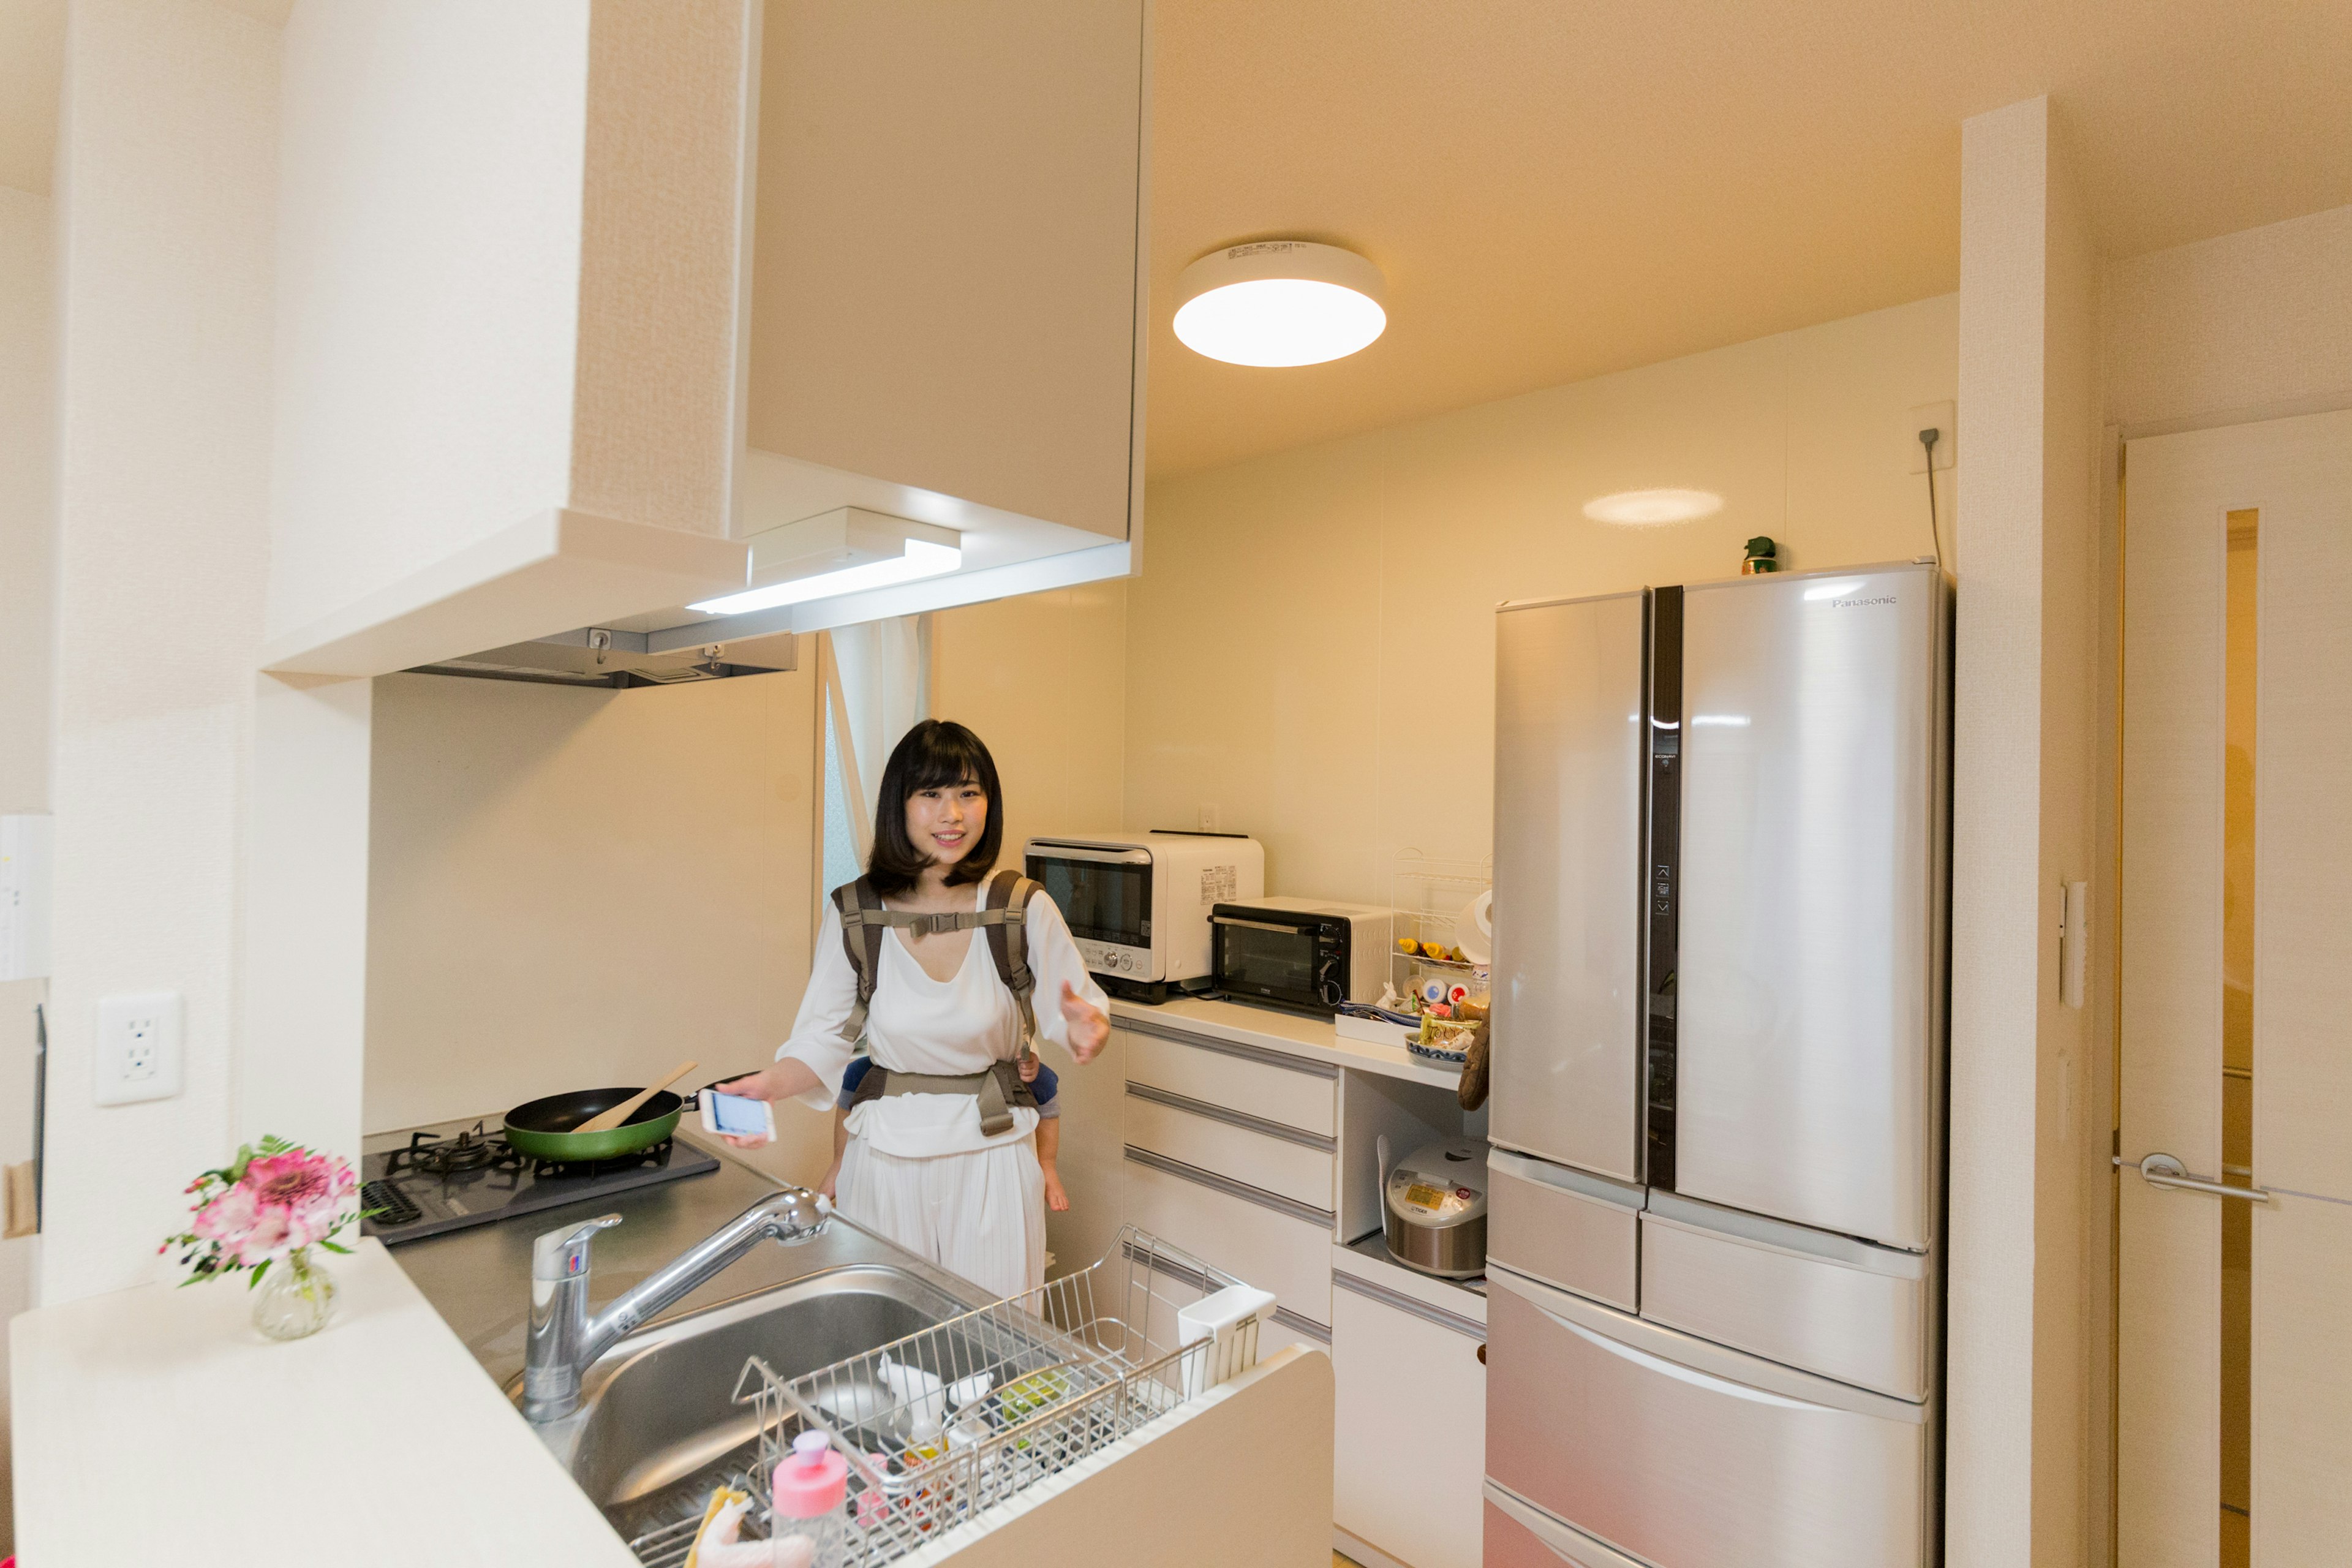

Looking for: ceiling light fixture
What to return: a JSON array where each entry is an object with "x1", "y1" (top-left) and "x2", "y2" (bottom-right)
[
  {"x1": 690, "y1": 507, "x2": 962, "y2": 617},
  {"x1": 1172, "y1": 241, "x2": 1386, "y2": 367},
  {"x1": 1581, "y1": 489, "x2": 1725, "y2": 526}
]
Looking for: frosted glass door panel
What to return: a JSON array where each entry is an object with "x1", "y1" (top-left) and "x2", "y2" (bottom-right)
[{"x1": 1673, "y1": 564, "x2": 1945, "y2": 1250}]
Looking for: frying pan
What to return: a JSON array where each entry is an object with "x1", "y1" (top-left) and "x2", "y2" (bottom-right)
[{"x1": 503, "y1": 1085, "x2": 689, "y2": 1163}]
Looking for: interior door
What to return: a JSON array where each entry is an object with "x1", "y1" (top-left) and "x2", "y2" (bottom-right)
[{"x1": 2118, "y1": 408, "x2": 2352, "y2": 1567}]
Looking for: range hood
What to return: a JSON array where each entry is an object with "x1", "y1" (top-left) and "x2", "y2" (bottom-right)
[{"x1": 410, "y1": 624, "x2": 798, "y2": 689}]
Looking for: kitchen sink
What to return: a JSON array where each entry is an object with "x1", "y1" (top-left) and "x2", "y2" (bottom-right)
[{"x1": 526, "y1": 1261, "x2": 984, "y2": 1561}]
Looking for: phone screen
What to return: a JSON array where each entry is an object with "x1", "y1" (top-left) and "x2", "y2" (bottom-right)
[{"x1": 707, "y1": 1091, "x2": 768, "y2": 1136}]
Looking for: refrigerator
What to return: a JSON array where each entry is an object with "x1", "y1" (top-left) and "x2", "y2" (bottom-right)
[{"x1": 1482, "y1": 561, "x2": 1948, "y2": 1568}]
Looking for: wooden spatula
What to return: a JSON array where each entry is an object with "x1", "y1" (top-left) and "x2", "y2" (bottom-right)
[{"x1": 575, "y1": 1060, "x2": 698, "y2": 1134}]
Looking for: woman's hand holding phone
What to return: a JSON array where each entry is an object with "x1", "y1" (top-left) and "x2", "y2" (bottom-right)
[{"x1": 706, "y1": 1059, "x2": 822, "y2": 1148}]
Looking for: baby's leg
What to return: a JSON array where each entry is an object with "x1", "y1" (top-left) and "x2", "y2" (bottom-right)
[{"x1": 1035, "y1": 1116, "x2": 1068, "y2": 1212}]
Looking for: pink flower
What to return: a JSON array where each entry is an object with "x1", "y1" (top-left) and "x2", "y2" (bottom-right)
[{"x1": 188, "y1": 1148, "x2": 357, "y2": 1267}]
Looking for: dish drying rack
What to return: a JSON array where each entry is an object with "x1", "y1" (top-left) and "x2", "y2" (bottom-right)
[{"x1": 658, "y1": 1227, "x2": 1259, "y2": 1567}]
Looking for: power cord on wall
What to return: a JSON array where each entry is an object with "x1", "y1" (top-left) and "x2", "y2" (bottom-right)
[{"x1": 1919, "y1": 427, "x2": 1944, "y2": 568}]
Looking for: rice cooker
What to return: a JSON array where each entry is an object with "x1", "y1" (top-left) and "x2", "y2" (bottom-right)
[{"x1": 1382, "y1": 1137, "x2": 1488, "y2": 1278}]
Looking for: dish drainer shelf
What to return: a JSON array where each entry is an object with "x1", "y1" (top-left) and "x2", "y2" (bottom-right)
[{"x1": 704, "y1": 1227, "x2": 1260, "y2": 1567}]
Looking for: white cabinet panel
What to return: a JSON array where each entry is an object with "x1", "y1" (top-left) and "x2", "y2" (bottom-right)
[
  {"x1": 1125, "y1": 1026, "x2": 1336, "y2": 1136},
  {"x1": 1123, "y1": 1153, "x2": 1332, "y2": 1327},
  {"x1": 1334, "y1": 1273, "x2": 1487, "y2": 1568},
  {"x1": 1123, "y1": 1090, "x2": 1334, "y2": 1212}
]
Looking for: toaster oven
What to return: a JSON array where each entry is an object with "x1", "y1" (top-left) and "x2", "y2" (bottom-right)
[
  {"x1": 1023, "y1": 832, "x2": 1265, "y2": 1001},
  {"x1": 1210, "y1": 897, "x2": 1396, "y2": 1017}
]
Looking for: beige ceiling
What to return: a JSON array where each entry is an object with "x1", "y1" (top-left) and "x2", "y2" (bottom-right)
[{"x1": 1145, "y1": 0, "x2": 2352, "y2": 478}]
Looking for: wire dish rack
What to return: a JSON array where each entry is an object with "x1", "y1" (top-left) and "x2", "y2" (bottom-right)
[{"x1": 688, "y1": 1226, "x2": 1259, "y2": 1566}]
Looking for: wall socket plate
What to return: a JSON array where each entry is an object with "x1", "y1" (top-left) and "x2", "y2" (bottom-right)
[
  {"x1": 1906, "y1": 402, "x2": 1956, "y2": 473},
  {"x1": 94, "y1": 991, "x2": 183, "y2": 1106}
]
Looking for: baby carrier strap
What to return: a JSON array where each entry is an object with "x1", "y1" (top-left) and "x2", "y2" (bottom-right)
[
  {"x1": 829, "y1": 867, "x2": 1046, "y2": 1063},
  {"x1": 844, "y1": 1060, "x2": 1038, "y2": 1137}
]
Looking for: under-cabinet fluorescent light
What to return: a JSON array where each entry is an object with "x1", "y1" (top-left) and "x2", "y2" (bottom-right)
[
  {"x1": 1173, "y1": 241, "x2": 1386, "y2": 367},
  {"x1": 1581, "y1": 489, "x2": 1724, "y2": 526},
  {"x1": 690, "y1": 540, "x2": 960, "y2": 616},
  {"x1": 690, "y1": 507, "x2": 963, "y2": 617},
  {"x1": 1689, "y1": 714, "x2": 1751, "y2": 727}
]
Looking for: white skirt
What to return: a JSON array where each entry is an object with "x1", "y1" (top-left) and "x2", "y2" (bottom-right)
[{"x1": 837, "y1": 1132, "x2": 1046, "y2": 1302}]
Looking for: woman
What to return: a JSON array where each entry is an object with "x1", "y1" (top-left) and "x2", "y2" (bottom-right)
[{"x1": 714, "y1": 720, "x2": 1109, "y2": 1299}]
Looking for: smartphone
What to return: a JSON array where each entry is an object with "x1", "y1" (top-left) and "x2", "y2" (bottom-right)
[{"x1": 699, "y1": 1090, "x2": 776, "y2": 1142}]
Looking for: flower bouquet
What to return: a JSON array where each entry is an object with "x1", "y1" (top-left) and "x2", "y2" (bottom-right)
[{"x1": 162, "y1": 1136, "x2": 364, "y2": 1340}]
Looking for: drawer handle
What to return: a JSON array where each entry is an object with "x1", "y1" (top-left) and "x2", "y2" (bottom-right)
[
  {"x1": 1477, "y1": 1341, "x2": 1487, "y2": 1365},
  {"x1": 1544, "y1": 1307, "x2": 1820, "y2": 1413}
]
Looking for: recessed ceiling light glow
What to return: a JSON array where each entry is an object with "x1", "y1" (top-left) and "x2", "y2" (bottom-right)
[
  {"x1": 1173, "y1": 241, "x2": 1385, "y2": 367},
  {"x1": 1581, "y1": 489, "x2": 1725, "y2": 526}
]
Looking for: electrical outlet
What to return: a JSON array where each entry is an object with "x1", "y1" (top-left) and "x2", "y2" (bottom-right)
[
  {"x1": 95, "y1": 991, "x2": 183, "y2": 1106},
  {"x1": 1199, "y1": 804, "x2": 1219, "y2": 832},
  {"x1": 1906, "y1": 402, "x2": 1956, "y2": 473}
]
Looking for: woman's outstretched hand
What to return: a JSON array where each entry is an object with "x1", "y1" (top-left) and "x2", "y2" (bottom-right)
[
  {"x1": 708, "y1": 1059, "x2": 821, "y2": 1149},
  {"x1": 1060, "y1": 981, "x2": 1110, "y2": 1064}
]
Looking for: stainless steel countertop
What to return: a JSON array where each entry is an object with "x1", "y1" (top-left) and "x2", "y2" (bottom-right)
[{"x1": 388, "y1": 1129, "x2": 944, "y2": 1388}]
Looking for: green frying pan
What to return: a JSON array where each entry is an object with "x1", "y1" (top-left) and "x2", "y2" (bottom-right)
[{"x1": 502, "y1": 1086, "x2": 687, "y2": 1163}]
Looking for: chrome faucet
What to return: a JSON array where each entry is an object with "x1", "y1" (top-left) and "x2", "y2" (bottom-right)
[{"x1": 523, "y1": 1188, "x2": 829, "y2": 1422}]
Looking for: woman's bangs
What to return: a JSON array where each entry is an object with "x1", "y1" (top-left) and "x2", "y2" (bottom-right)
[{"x1": 904, "y1": 730, "x2": 988, "y2": 795}]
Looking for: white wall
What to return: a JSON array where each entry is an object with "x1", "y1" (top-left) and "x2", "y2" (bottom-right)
[
  {"x1": 1126, "y1": 293, "x2": 1958, "y2": 902},
  {"x1": 38, "y1": 0, "x2": 280, "y2": 1306},
  {"x1": 361, "y1": 670, "x2": 830, "y2": 1186},
  {"x1": 1943, "y1": 96, "x2": 2103, "y2": 1568},
  {"x1": 0, "y1": 168, "x2": 56, "y2": 1561},
  {"x1": 2105, "y1": 203, "x2": 2352, "y2": 436}
]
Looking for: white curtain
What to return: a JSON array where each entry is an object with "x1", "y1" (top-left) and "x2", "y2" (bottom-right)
[{"x1": 820, "y1": 614, "x2": 932, "y2": 864}]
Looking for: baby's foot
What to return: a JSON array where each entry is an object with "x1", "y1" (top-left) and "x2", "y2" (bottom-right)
[{"x1": 1041, "y1": 1166, "x2": 1069, "y2": 1212}]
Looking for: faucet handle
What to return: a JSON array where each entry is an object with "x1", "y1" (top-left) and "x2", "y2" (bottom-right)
[{"x1": 533, "y1": 1213, "x2": 623, "y2": 1282}]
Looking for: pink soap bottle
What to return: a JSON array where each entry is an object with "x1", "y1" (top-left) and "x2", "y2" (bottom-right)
[{"x1": 771, "y1": 1430, "x2": 850, "y2": 1567}]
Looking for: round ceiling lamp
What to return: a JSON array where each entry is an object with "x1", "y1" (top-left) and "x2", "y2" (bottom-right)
[
  {"x1": 1582, "y1": 489, "x2": 1725, "y2": 526},
  {"x1": 1172, "y1": 241, "x2": 1386, "y2": 367}
]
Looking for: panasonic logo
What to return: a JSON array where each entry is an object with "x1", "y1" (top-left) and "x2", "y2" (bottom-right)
[{"x1": 1829, "y1": 596, "x2": 1898, "y2": 609}]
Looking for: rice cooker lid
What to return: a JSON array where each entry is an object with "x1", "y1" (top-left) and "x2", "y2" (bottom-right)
[{"x1": 1385, "y1": 1138, "x2": 1488, "y2": 1231}]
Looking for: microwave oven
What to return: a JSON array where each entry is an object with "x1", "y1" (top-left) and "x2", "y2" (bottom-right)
[
  {"x1": 1210, "y1": 897, "x2": 1395, "y2": 1017},
  {"x1": 1023, "y1": 832, "x2": 1265, "y2": 1001}
]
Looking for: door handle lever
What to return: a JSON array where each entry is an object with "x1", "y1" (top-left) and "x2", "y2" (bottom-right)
[{"x1": 2114, "y1": 1151, "x2": 2272, "y2": 1203}]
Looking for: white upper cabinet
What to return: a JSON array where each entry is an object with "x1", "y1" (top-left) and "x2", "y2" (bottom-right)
[{"x1": 745, "y1": 1, "x2": 1148, "y2": 548}]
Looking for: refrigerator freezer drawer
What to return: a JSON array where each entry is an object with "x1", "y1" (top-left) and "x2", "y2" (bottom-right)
[
  {"x1": 1491, "y1": 590, "x2": 1648, "y2": 1183},
  {"x1": 1673, "y1": 563, "x2": 1947, "y2": 1249},
  {"x1": 1639, "y1": 1195, "x2": 1930, "y2": 1401},
  {"x1": 1485, "y1": 1265, "x2": 1932, "y2": 1568},
  {"x1": 1484, "y1": 1482, "x2": 1650, "y2": 1568},
  {"x1": 1487, "y1": 1147, "x2": 1643, "y2": 1312}
]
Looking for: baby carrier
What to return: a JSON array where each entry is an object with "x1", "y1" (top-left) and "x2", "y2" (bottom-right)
[{"x1": 834, "y1": 867, "x2": 1044, "y2": 1137}]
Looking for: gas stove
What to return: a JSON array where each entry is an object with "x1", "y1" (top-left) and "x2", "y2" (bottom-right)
[{"x1": 360, "y1": 1114, "x2": 720, "y2": 1245}]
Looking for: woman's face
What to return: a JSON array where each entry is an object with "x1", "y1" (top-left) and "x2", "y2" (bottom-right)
[{"x1": 907, "y1": 775, "x2": 988, "y2": 869}]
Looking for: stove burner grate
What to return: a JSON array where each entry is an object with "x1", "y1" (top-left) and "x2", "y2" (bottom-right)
[{"x1": 529, "y1": 1138, "x2": 676, "y2": 1181}]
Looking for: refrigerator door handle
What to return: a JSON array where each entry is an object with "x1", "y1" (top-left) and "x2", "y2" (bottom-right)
[
  {"x1": 1483, "y1": 1480, "x2": 1654, "y2": 1568},
  {"x1": 1544, "y1": 1305, "x2": 1819, "y2": 1412}
]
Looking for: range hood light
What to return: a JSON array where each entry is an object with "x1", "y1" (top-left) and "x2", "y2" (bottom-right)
[
  {"x1": 1173, "y1": 241, "x2": 1386, "y2": 367},
  {"x1": 690, "y1": 509, "x2": 962, "y2": 617}
]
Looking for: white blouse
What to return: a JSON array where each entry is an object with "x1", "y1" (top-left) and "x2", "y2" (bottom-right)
[{"x1": 773, "y1": 883, "x2": 1109, "y2": 1159}]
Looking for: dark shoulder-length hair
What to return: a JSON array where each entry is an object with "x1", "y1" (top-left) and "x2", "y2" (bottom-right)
[{"x1": 865, "y1": 719, "x2": 1004, "y2": 895}]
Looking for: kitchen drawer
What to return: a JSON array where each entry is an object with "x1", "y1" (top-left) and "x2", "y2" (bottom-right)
[
  {"x1": 1123, "y1": 1148, "x2": 1333, "y2": 1327},
  {"x1": 1125, "y1": 1023, "x2": 1336, "y2": 1137},
  {"x1": 1485, "y1": 1266, "x2": 1932, "y2": 1568},
  {"x1": 1641, "y1": 1192, "x2": 1930, "y2": 1400},
  {"x1": 1487, "y1": 1147, "x2": 1642, "y2": 1312},
  {"x1": 1123, "y1": 1085, "x2": 1335, "y2": 1212},
  {"x1": 1484, "y1": 1482, "x2": 1648, "y2": 1568}
]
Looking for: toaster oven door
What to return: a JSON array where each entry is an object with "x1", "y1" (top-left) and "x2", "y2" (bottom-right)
[{"x1": 1212, "y1": 912, "x2": 1326, "y2": 1014}]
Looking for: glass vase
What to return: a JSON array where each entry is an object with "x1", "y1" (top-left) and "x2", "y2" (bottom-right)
[{"x1": 252, "y1": 1246, "x2": 337, "y2": 1341}]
